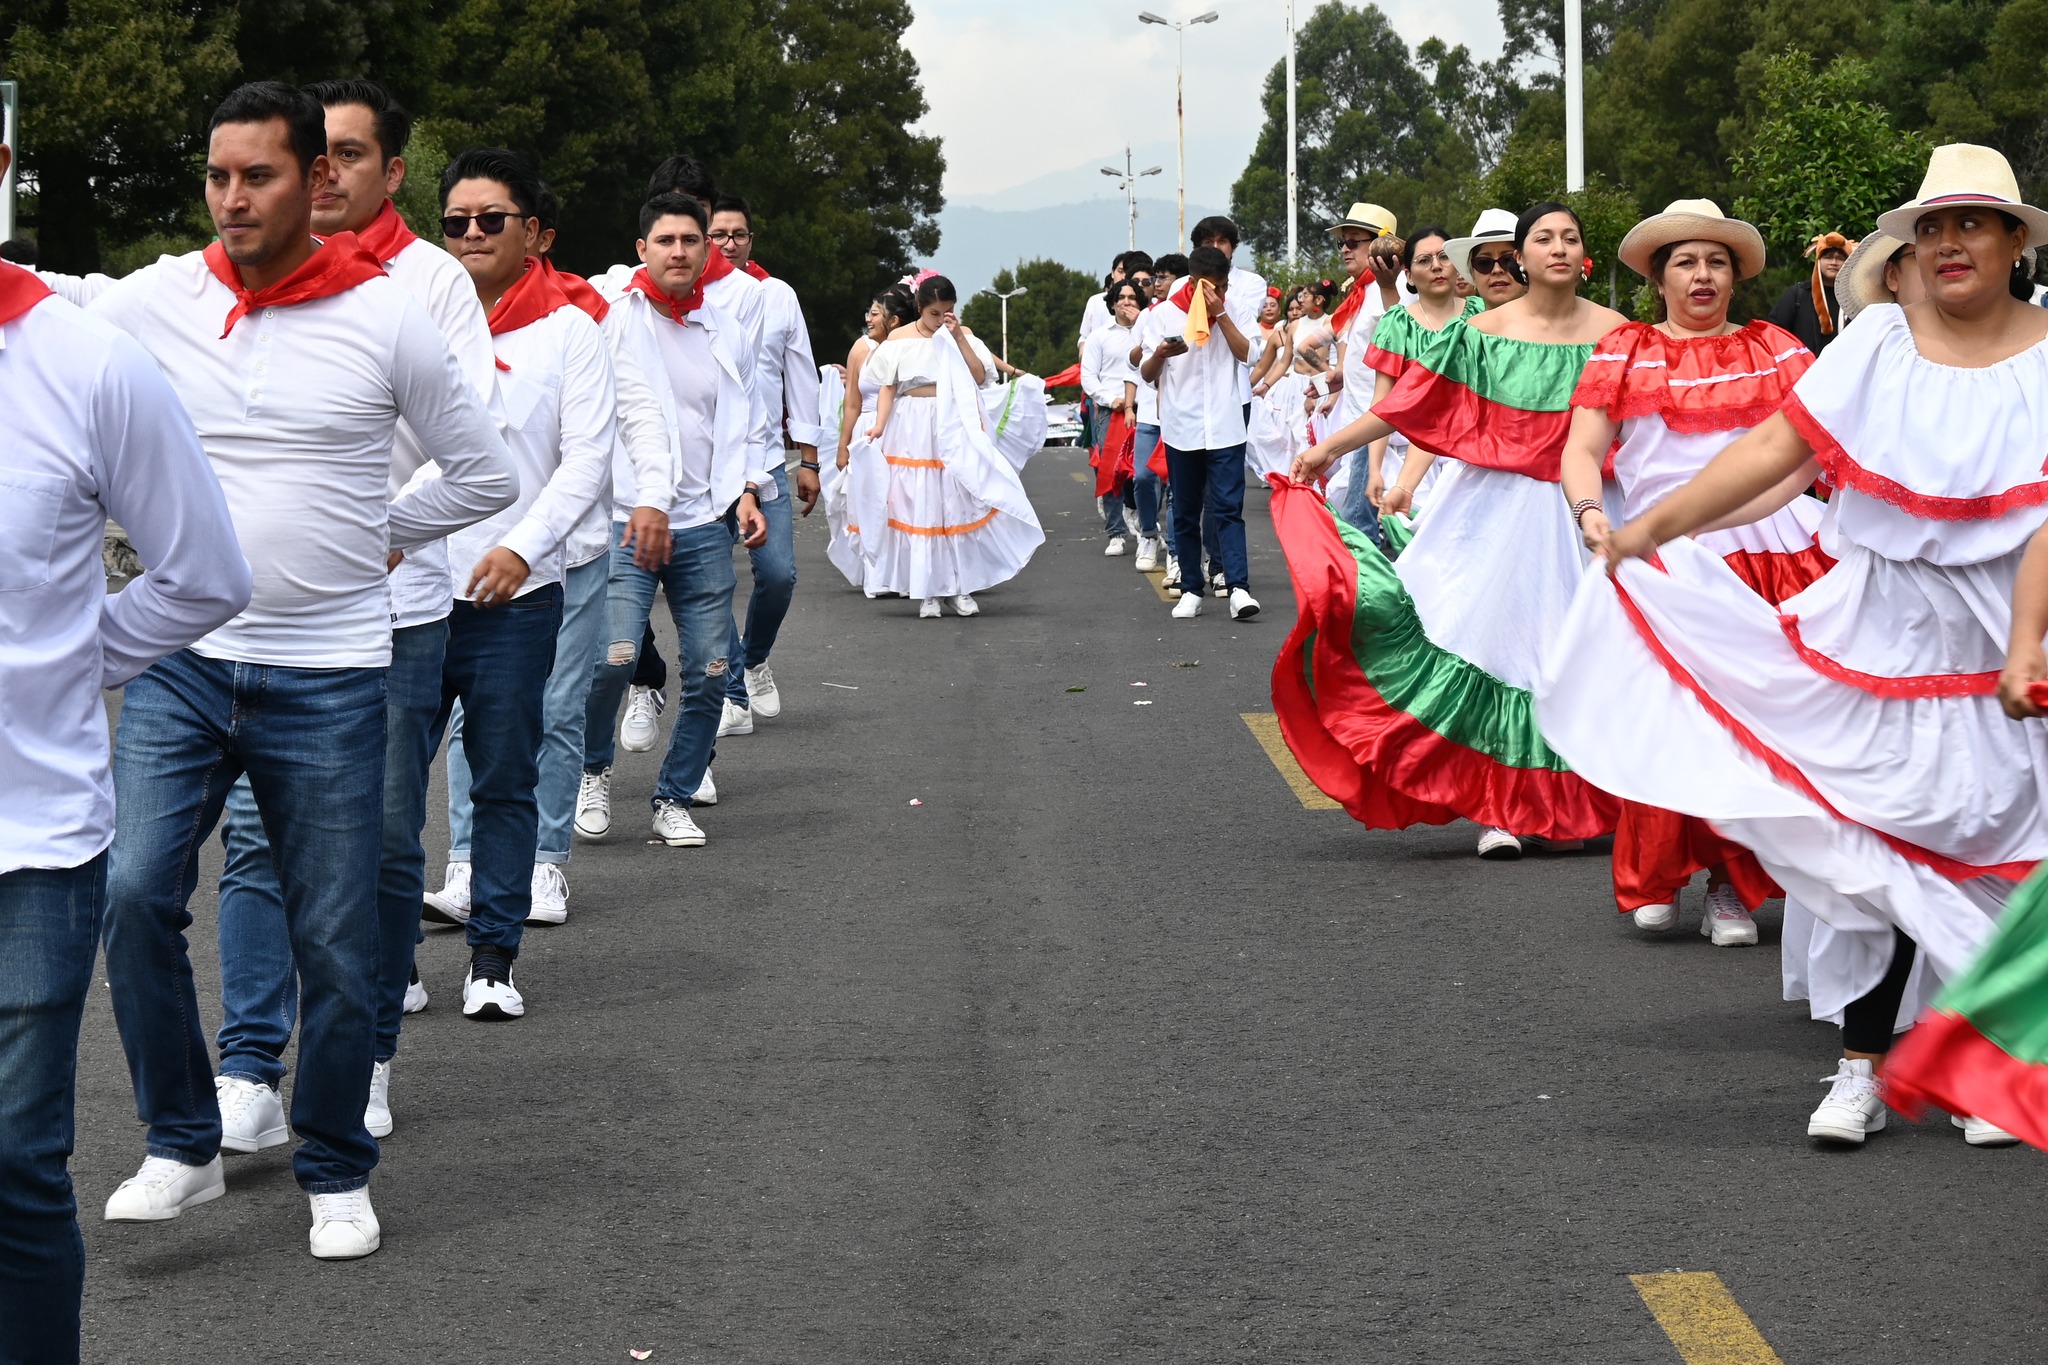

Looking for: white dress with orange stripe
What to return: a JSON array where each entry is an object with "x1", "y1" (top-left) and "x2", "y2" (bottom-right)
[{"x1": 853, "y1": 331, "x2": 1044, "y2": 600}]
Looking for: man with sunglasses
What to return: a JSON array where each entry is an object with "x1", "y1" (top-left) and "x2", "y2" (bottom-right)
[{"x1": 1311, "y1": 203, "x2": 1405, "y2": 445}]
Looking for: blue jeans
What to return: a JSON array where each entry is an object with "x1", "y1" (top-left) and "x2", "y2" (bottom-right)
[
  {"x1": 450, "y1": 556, "x2": 608, "y2": 864},
  {"x1": 214, "y1": 621, "x2": 447, "y2": 1083},
  {"x1": 105, "y1": 650, "x2": 385, "y2": 1192},
  {"x1": 1165, "y1": 443, "x2": 1251, "y2": 596},
  {"x1": 584, "y1": 518, "x2": 736, "y2": 806},
  {"x1": 425, "y1": 587, "x2": 561, "y2": 956},
  {"x1": 724, "y1": 464, "x2": 796, "y2": 708},
  {"x1": 0, "y1": 857, "x2": 104, "y2": 1365},
  {"x1": 1337, "y1": 448, "x2": 1390, "y2": 550},
  {"x1": 1132, "y1": 424, "x2": 1163, "y2": 536}
]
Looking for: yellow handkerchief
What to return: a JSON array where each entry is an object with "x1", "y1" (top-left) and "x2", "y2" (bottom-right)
[{"x1": 1183, "y1": 285, "x2": 1211, "y2": 348}]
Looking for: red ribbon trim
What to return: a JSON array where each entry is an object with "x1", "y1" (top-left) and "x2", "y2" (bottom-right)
[{"x1": 1785, "y1": 392, "x2": 2048, "y2": 522}]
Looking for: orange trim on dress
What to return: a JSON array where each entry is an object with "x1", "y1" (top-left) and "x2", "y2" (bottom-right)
[
  {"x1": 885, "y1": 508, "x2": 1000, "y2": 537},
  {"x1": 885, "y1": 456, "x2": 948, "y2": 469}
]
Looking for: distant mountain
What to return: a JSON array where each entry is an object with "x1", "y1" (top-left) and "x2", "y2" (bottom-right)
[
  {"x1": 931, "y1": 196, "x2": 1222, "y2": 301},
  {"x1": 950, "y1": 143, "x2": 1185, "y2": 215}
]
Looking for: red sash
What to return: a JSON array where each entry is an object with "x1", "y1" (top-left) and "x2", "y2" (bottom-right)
[
  {"x1": 202, "y1": 232, "x2": 386, "y2": 338},
  {"x1": 741, "y1": 259, "x2": 770, "y2": 282},
  {"x1": 354, "y1": 200, "x2": 419, "y2": 265},
  {"x1": 1093, "y1": 409, "x2": 1137, "y2": 498},
  {"x1": 0, "y1": 260, "x2": 53, "y2": 326},
  {"x1": 1327, "y1": 271, "x2": 1378, "y2": 339}
]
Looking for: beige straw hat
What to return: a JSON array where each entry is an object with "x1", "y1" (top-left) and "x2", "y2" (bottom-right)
[
  {"x1": 1617, "y1": 199, "x2": 1767, "y2": 280},
  {"x1": 1835, "y1": 231, "x2": 1909, "y2": 321},
  {"x1": 1326, "y1": 203, "x2": 1398, "y2": 238},
  {"x1": 1874, "y1": 143, "x2": 2048, "y2": 243}
]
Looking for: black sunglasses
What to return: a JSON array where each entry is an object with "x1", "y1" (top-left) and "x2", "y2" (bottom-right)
[
  {"x1": 440, "y1": 211, "x2": 527, "y2": 238},
  {"x1": 1469, "y1": 250, "x2": 1517, "y2": 275}
]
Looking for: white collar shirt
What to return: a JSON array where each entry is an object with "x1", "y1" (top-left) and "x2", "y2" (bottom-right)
[
  {"x1": 1336, "y1": 276, "x2": 1396, "y2": 428},
  {"x1": 1149, "y1": 297, "x2": 1249, "y2": 451},
  {"x1": 1078, "y1": 291, "x2": 1110, "y2": 346},
  {"x1": 1081, "y1": 320, "x2": 1138, "y2": 407},
  {"x1": 754, "y1": 271, "x2": 825, "y2": 455},
  {"x1": 1225, "y1": 264, "x2": 1269, "y2": 400}
]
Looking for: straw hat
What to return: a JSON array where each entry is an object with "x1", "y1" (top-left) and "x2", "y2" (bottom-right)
[
  {"x1": 1836, "y1": 231, "x2": 1908, "y2": 321},
  {"x1": 1326, "y1": 202, "x2": 1398, "y2": 238},
  {"x1": 1444, "y1": 208, "x2": 1518, "y2": 283},
  {"x1": 1617, "y1": 199, "x2": 1767, "y2": 280},
  {"x1": 1875, "y1": 143, "x2": 2048, "y2": 244}
]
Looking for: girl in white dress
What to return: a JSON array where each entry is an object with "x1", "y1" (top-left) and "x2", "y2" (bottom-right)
[{"x1": 827, "y1": 286, "x2": 917, "y2": 588}]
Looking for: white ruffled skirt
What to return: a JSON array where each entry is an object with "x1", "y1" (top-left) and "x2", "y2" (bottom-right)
[{"x1": 856, "y1": 396, "x2": 1043, "y2": 600}]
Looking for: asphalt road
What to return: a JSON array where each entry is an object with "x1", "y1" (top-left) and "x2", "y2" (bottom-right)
[{"x1": 72, "y1": 444, "x2": 2048, "y2": 1363}]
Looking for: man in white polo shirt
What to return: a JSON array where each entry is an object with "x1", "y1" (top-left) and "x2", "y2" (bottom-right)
[
  {"x1": 0, "y1": 138, "x2": 251, "y2": 1362},
  {"x1": 49, "y1": 82, "x2": 513, "y2": 1259}
]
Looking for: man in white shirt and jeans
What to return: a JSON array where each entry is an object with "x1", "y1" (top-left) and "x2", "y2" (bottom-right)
[
  {"x1": 0, "y1": 138, "x2": 252, "y2": 1363},
  {"x1": 57, "y1": 83, "x2": 513, "y2": 1259}
]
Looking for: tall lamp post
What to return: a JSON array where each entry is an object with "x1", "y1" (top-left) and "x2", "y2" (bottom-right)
[
  {"x1": 1285, "y1": 0, "x2": 1297, "y2": 267},
  {"x1": 1563, "y1": 0, "x2": 1584, "y2": 191},
  {"x1": 1137, "y1": 8, "x2": 1220, "y2": 247},
  {"x1": 1100, "y1": 147, "x2": 1165, "y2": 249},
  {"x1": 979, "y1": 283, "x2": 1028, "y2": 363}
]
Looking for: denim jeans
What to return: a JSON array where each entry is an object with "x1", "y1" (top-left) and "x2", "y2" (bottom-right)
[
  {"x1": 425, "y1": 587, "x2": 561, "y2": 957},
  {"x1": 214, "y1": 621, "x2": 447, "y2": 1084},
  {"x1": 1165, "y1": 443, "x2": 1250, "y2": 595},
  {"x1": 450, "y1": 556, "x2": 608, "y2": 865},
  {"x1": 105, "y1": 649, "x2": 384, "y2": 1192},
  {"x1": 724, "y1": 464, "x2": 796, "y2": 707},
  {"x1": 0, "y1": 856, "x2": 104, "y2": 1365},
  {"x1": 1336, "y1": 448, "x2": 1390, "y2": 551},
  {"x1": 1132, "y1": 423, "x2": 1163, "y2": 536},
  {"x1": 583, "y1": 518, "x2": 736, "y2": 806}
]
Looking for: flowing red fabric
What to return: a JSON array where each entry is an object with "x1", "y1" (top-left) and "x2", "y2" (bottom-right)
[
  {"x1": 1093, "y1": 410, "x2": 1136, "y2": 497},
  {"x1": 537, "y1": 256, "x2": 608, "y2": 323},
  {"x1": 353, "y1": 199, "x2": 419, "y2": 265},
  {"x1": 0, "y1": 260, "x2": 54, "y2": 326},
  {"x1": 202, "y1": 233, "x2": 386, "y2": 338},
  {"x1": 741, "y1": 259, "x2": 770, "y2": 281},
  {"x1": 1325, "y1": 271, "x2": 1379, "y2": 339},
  {"x1": 627, "y1": 247, "x2": 734, "y2": 323},
  {"x1": 1886, "y1": 1011, "x2": 2048, "y2": 1151},
  {"x1": 1043, "y1": 363, "x2": 1083, "y2": 388},
  {"x1": 1169, "y1": 279, "x2": 1198, "y2": 311}
]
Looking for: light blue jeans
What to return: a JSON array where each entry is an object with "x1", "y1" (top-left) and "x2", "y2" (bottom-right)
[{"x1": 724, "y1": 464, "x2": 797, "y2": 707}]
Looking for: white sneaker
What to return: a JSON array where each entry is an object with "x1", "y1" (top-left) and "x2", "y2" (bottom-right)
[
  {"x1": 422, "y1": 860, "x2": 471, "y2": 926},
  {"x1": 744, "y1": 663, "x2": 781, "y2": 719},
  {"x1": 920, "y1": 598, "x2": 942, "y2": 618},
  {"x1": 652, "y1": 799, "x2": 707, "y2": 847},
  {"x1": 528, "y1": 862, "x2": 568, "y2": 925},
  {"x1": 1953, "y1": 1114, "x2": 2022, "y2": 1147},
  {"x1": 1171, "y1": 593, "x2": 1203, "y2": 620},
  {"x1": 574, "y1": 768, "x2": 612, "y2": 840},
  {"x1": 308, "y1": 1187, "x2": 380, "y2": 1260},
  {"x1": 1809, "y1": 1058, "x2": 1886, "y2": 1143},
  {"x1": 462, "y1": 950, "x2": 524, "y2": 1021},
  {"x1": 1701, "y1": 884, "x2": 1759, "y2": 946},
  {"x1": 1229, "y1": 588, "x2": 1260, "y2": 620},
  {"x1": 402, "y1": 965, "x2": 428, "y2": 1014},
  {"x1": 1211, "y1": 571, "x2": 1229, "y2": 598},
  {"x1": 1631, "y1": 902, "x2": 1679, "y2": 932},
  {"x1": 1133, "y1": 536, "x2": 1159, "y2": 571},
  {"x1": 693, "y1": 767, "x2": 718, "y2": 806},
  {"x1": 952, "y1": 594, "x2": 980, "y2": 617},
  {"x1": 365, "y1": 1060, "x2": 393, "y2": 1139},
  {"x1": 717, "y1": 698, "x2": 754, "y2": 737},
  {"x1": 1123, "y1": 506, "x2": 1142, "y2": 537},
  {"x1": 1105, "y1": 535, "x2": 1128, "y2": 557},
  {"x1": 1475, "y1": 828, "x2": 1523, "y2": 860},
  {"x1": 619, "y1": 685, "x2": 665, "y2": 753},
  {"x1": 216, "y1": 1075, "x2": 288, "y2": 1153},
  {"x1": 104, "y1": 1154, "x2": 226, "y2": 1222}
]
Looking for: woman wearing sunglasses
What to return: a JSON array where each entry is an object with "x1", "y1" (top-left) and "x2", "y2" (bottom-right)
[{"x1": 1275, "y1": 202, "x2": 1629, "y2": 863}]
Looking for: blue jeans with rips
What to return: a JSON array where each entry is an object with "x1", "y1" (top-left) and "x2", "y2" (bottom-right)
[
  {"x1": 0, "y1": 856, "x2": 105, "y2": 1365},
  {"x1": 724, "y1": 464, "x2": 796, "y2": 708},
  {"x1": 105, "y1": 649, "x2": 385, "y2": 1192}
]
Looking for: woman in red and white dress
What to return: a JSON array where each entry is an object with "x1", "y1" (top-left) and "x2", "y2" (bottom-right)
[{"x1": 1557, "y1": 201, "x2": 1830, "y2": 946}]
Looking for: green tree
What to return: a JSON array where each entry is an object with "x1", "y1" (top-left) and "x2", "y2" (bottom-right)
[
  {"x1": 958, "y1": 259, "x2": 1098, "y2": 379},
  {"x1": 1480, "y1": 136, "x2": 1641, "y2": 306}
]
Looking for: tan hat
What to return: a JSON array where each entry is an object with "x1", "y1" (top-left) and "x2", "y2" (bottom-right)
[
  {"x1": 1444, "y1": 208, "x2": 1519, "y2": 283},
  {"x1": 1875, "y1": 143, "x2": 2048, "y2": 244},
  {"x1": 1617, "y1": 199, "x2": 1768, "y2": 280},
  {"x1": 1326, "y1": 203, "x2": 1398, "y2": 238},
  {"x1": 1836, "y1": 231, "x2": 1909, "y2": 322}
]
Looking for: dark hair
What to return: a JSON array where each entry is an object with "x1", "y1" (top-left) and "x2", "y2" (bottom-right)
[
  {"x1": 1103, "y1": 271, "x2": 1120, "y2": 292},
  {"x1": 1402, "y1": 224, "x2": 1450, "y2": 274},
  {"x1": 640, "y1": 191, "x2": 708, "y2": 238},
  {"x1": 208, "y1": 82, "x2": 327, "y2": 179},
  {"x1": 440, "y1": 147, "x2": 544, "y2": 219},
  {"x1": 712, "y1": 193, "x2": 752, "y2": 228},
  {"x1": 914, "y1": 274, "x2": 958, "y2": 310},
  {"x1": 303, "y1": 79, "x2": 411, "y2": 164},
  {"x1": 1152, "y1": 252, "x2": 1188, "y2": 279},
  {"x1": 0, "y1": 238, "x2": 36, "y2": 265},
  {"x1": 874, "y1": 284, "x2": 918, "y2": 328},
  {"x1": 534, "y1": 182, "x2": 561, "y2": 233},
  {"x1": 1994, "y1": 212, "x2": 2036, "y2": 300},
  {"x1": 1305, "y1": 277, "x2": 1336, "y2": 306},
  {"x1": 1515, "y1": 201, "x2": 1585, "y2": 252},
  {"x1": 1121, "y1": 249, "x2": 1155, "y2": 274},
  {"x1": 647, "y1": 154, "x2": 715, "y2": 202},
  {"x1": 1191, "y1": 215, "x2": 1239, "y2": 250},
  {"x1": 1108, "y1": 279, "x2": 1148, "y2": 311},
  {"x1": 1187, "y1": 245, "x2": 1230, "y2": 283}
]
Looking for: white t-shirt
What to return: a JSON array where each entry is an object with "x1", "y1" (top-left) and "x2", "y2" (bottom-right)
[{"x1": 652, "y1": 315, "x2": 720, "y2": 525}]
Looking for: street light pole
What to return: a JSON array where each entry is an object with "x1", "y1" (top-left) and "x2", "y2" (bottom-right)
[
  {"x1": 1138, "y1": 9, "x2": 1220, "y2": 247},
  {"x1": 1285, "y1": 0, "x2": 1297, "y2": 267},
  {"x1": 1563, "y1": 0, "x2": 1585, "y2": 191},
  {"x1": 979, "y1": 284, "x2": 1029, "y2": 363},
  {"x1": 1100, "y1": 147, "x2": 1165, "y2": 250}
]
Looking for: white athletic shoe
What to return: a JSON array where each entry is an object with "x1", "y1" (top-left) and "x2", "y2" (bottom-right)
[
  {"x1": 365, "y1": 1060, "x2": 393, "y2": 1139},
  {"x1": 574, "y1": 768, "x2": 612, "y2": 840},
  {"x1": 1701, "y1": 884, "x2": 1759, "y2": 946},
  {"x1": 1229, "y1": 588, "x2": 1260, "y2": 620},
  {"x1": 1809, "y1": 1058, "x2": 1886, "y2": 1144},
  {"x1": 1105, "y1": 535, "x2": 1128, "y2": 557},
  {"x1": 744, "y1": 663, "x2": 781, "y2": 719},
  {"x1": 652, "y1": 799, "x2": 707, "y2": 847},
  {"x1": 1631, "y1": 902, "x2": 1679, "y2": 932},
  {"x1": 462, "y1": 951, "x2": 524, "y2": 1021},
  {"x1": 1123, "y1": 506, "x2": 1142, "y2": 537},
  {"x1": 1953, "y1": 1113, "x2": 2022, "y2": 1146},
  {"x1": 952, "y1": 594, "x2": 979, "y2": 617},
  {"x1": 528, "y1": 862, "x2": 568, "y2": 925},
  {"x1": 717, "y1": 699, "x2": 754, "y2": 737},
  {"x1": 216, "y1": 1075, "x2": 288, "y2": 1153},
  {"x1": 619, "y1": 685, "x2": 665, "y2": 753},
  {"x1": 308, "y1": 1187, "x2": 380, "y2": 1260},
  {"x1": 104, "y1": 1154, "x2": 226, "y2": 1222},
  {"x1": 402, "y1": 965, "x2": 428, "y2": 1015},
  {"x1": 1171, "y1": 593, "x2": 1203, "y2": 620},
  {"x1": 1134, "y1": 536, "x2": 1160, "y2": 571},
  {"x1": 422, "y1": 860, "x2": 471, "y2": 926},
  {"x1": 1211, "y1": 571, "x2": 1229, "y2": 598},
  {"x1": 1164, "y1": 555, "x2": 1182, "y2": 594},
  {"x1": 919, "y1": 598, "x2": 943, "y2": 618},
  {"x1": 1475, "y1": 828, "x2": 1523, "y2": 860},
  {"x1": 693, "y1": 767, "x2": 718, "y2": 806}
]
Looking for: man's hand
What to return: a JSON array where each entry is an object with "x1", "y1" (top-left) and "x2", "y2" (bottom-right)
[
  {"x1": 794, "y1": 448, "x2": 822, "y2": 516},
  {"x1": 1199, "y1": 280, "x2": 1224, "y2": 314},
  {"x1": 620, "y1": 506, "x2": 672, "y2": 571},
  {"x1": 467, "y1": 547, "x2": 530, "y2": 607},
  {"x1": 1158, "y1": 337, "x2": 1189, "y2": 359},
  {"x1": 739, "y1": 492, "x2": 769, "y2": 548}
]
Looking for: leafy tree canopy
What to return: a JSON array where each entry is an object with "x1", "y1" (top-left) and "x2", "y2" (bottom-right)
[{"x1": 958, "y1": 259, "x2": 1100, "y2": 380}]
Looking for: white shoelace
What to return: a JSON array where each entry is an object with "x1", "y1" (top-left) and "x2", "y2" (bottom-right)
[
  {"x1": 535, "y1": 863, "x2": 567, "y2": 897},
  {"x1": 1706, "y1": 887, "x2": 1749, "y2": 919},
  {"x1": 129, "y1": 1155, "x2": 193, "y2": 1189},
  {"x1": 749, "y1": 664, "x2": 775, "y2": 690},
  {"x1": 215, "y1": 1078, "x2": 265, "y2": 1123},
  {"x1": 579, "y1": 771, "x2": 609, "y2": 803},
  {"x1": 312, "y1": 1189, "x2": 368, "y2": 1224},
  {"x1": 1818, "y1": 1064, "x2": 1876, "y2": 1102}
]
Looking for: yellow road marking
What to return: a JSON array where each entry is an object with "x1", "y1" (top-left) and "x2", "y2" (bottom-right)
[
  {"x1": 1240, "y1": 713, "x2": 1341, "y2": 810},
  {"x1": 1069, "y1": 470, "x2": 1089, "y2": 483},
  {"x1": 1631, "y1": 1273, "x2": 1786, "y2": 1365},
  {"x1": 1140, "y1": 565, "x2": 1175, "y2": 602}
]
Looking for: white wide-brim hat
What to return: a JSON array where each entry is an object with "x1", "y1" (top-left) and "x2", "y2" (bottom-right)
[
  {"x1": 1836, "y1": 231, "x2": 1909, "y2": 321},
  {"x1": 1444, "y1": 208, "x2": 1519, "y2": 283},
  {"x1": 1874, "y1": 143, "x2": 2048, "y2": 244},
  {"x1": 1326, "y1": 202, "x2": 1398, "y2": 238},
  {"x1": 1617, "y1": 199, "x2": 1768, "y2": 280}
]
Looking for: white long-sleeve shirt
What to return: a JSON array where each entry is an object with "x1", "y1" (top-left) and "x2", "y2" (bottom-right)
[
  {"x1": 1081, "y1": 321, "x2": 1138, "y2": 407},
  {"x1": 1077, "y1": 291, "x2": 1110, "y2": 348},
  {"x1": 1143, "y1": 296, "x2": 1249, "y2": 451},
  {"x1": 59, "y1": 250, "x2": 514, "y2": 668},
  {"x1": 566, "y1": 308, "x2": 673, "y2": 567},
  {"x1": 757, "y1": 273, "x2": 825, "y2": 454},
  {"x1": 0, "y1": 287, "x2": 252, "y2": 873}
]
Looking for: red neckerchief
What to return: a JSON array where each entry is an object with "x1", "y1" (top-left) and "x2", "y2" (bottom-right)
[
  {"x1": 1169, "y1": 279, "x2": 1199, "y2": 310},
  {"x1": 0, "y1": 260, "x2": 54, "y2": 326},
  {"x1": 538, "y1": 256, "x2": 608, "y2": 323},
  {"x1": 627, "y1": 246, "x2": 734, "y2": 324},
  {"x1": 201, "y1": 232, "x2": 386, "y2": 338},
  {"x1": 1327, "y1": 270, "x2": 1378, "y2": 338},
  {"x1": 354, "y1": 199, "x2": 418, "y2": 265},
  {"x1": 486, "y1": 258, "x2": 578, "y2": 370},
  {"x1": 740, "y1": 259, "x2": 770, "y2": 282}
]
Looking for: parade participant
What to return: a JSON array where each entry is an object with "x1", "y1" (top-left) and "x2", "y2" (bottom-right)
[
  {"x1": 1077, "y1": 251, "x2": 1140, "y2": 354},
  {"x1": 1083, "y1": 278, "x2": 1146, "y2": 554},
  {"x1": 1128, "y1": 260, "x2": 1179, "y2": 577},
  {"x1": 1444, "y1": 208, "x2": 1528, "y2": 310},
  {"x1": 825, "y1": 286, "x2": 919, "y2": 587},
  {"x1": 1280, "y1": 203, "x2": 1629, "y2": 860},
  {"x1": 855, "y1": 274, "x2": 1045, "y2": 617},
  {"x1": 58, "y1": 82, "x2": 514, "y2": 1256},
  {"x1": 1139, "y1": 245, "x2": 1259, "y2": 620},
  {"x1": 1537, "y1": 145, "x2": 2048, "y2": 1147},
  {"x1": 1557, "y1": 200, "x2": 1829, "y2": 943},
  {"x1": 1834, "y1": 231, "x2": 1924, "y2": 323},
  {"x1": 1312, "y1": 205, "x2": 1403, "y2": 537},
  {"x1": 1770, "y1": 232, "x2": 1855, "y2": 353},
  {"x1": 580, "y1": 192, "x2": 768, "y2": 848},
  {"x1": 0, "y1": 137, "x2": 251, "y2": 1357}
]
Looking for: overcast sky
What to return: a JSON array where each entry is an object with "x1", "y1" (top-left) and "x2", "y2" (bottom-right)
[{"x1": 904, "y1": 0, "x2": 1509, "y2": 211}]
